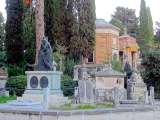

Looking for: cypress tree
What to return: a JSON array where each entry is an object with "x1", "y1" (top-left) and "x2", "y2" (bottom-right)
[
  {"x1": 23, "y1": 5, "x2": 36, "y2": 64},
  {"x1": 44, "y1": 0, "x2": 55, "y2": 47},
  {"x1": 147, "y1": 7, "x2": 154, "y2": 45},
  {"x1": 52, "y1": 0, "x2": 66, "y2": 49},
  {"x1": 5, "y1": 0, "x2": 24, "y2": 66},
  {"x1": 0, "y1": 12, "x2": 5, "y2": 51},
  {"x1": 71, "y1": 0, "x2": 96, "y2": 63},
  {"x1": 139, "y1": 0, "x2": 150, "y2": 44}
]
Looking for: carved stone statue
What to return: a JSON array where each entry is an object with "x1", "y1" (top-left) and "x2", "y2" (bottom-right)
[{"x1": 34, "y1": 37, "x2": 54, "y2": 71}]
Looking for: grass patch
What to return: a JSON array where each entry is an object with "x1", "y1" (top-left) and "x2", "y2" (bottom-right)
[
  {"x1": 76, "y1": 104, "x2": 96, "y2": 109},
  {"x1": 105, "y1": 104, "x2": 113, "y2": 108},
  {"x1": 50, "y1": 103, "x2": 113, "y2": 110},
  {"x1": 0, "y1": 95, "x2": 17, "y2": 103},
  {"x1": 138, "y1": 100, "x2": 145, "y2": 104}
]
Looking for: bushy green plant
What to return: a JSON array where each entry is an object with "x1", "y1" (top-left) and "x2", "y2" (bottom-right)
[
  {"x1": 61, "y1": 75, "x2": 77, "y2": 96},
  {"x1": 7, "y1": 59, "x2": 27, "y2": 77},
  {"x1": 64, "y1": 53, "x2": 80, "y2": 79},
  {"x1": 7, "y1": 67, "x2": 23, "y2": 77},
  {"x1": 5, "y1": 75, "x2": 27, "y2": 96},
  {"x1": 111, "y1": 60, "x2": 122, "y2": 72}
]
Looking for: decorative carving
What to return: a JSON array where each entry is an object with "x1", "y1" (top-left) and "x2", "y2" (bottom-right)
[
  {"x1": 34, "y1": 37, "x2": 53, "y2": 71},
  {"x1": 30, "y1": 76, "x2": 38, "y2": 88},
  {"x1": 40, "y1": 76, "x2": 48, "y2": 88}
]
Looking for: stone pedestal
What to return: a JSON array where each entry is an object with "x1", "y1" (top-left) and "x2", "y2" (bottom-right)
[
  {"x1": 127, "y1": 71, "x2": 147, "y2": 100},
  {"x1": 17, "y1": 71, "x2": 70, "y2": 106}
]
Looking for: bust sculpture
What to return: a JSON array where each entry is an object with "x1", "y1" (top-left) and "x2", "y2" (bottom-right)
[{"x1": 34, "y1": 37, "x2": 54, "y2": 71}]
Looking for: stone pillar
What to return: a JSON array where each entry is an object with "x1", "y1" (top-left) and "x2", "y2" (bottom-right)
[
  {"x1": 113, "y1": 87, "x2": 120, "y2": 107},
  {"x1": 144, "y1": 91, "x2": 149, "y2": 104},
  {"x1": 74, "y1": 87, "x2": 79, "y2": 103},
  {"x1": 43, "y1": 88, "x2": 50, "y2": 109},
  {"x1": 149, "y1": 86, "x2": 155, "y2": 105},
  {"x1": 5, "y1": 91, "x2": 9, "y2": 97},
  {"x1": 78, "y1": 80, "x2": 94, "y2": 103}
]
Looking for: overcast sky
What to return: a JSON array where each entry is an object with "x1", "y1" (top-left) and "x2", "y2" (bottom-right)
[{"x1": 0, "y1": 0, "x2": 160, "y2": 28}]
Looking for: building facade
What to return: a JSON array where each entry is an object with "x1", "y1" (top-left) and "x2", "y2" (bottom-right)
[
  {"x1": 85, "y1": 19, "x2": 139, "y2": 67},
  {"x1": 85, "y1": 19, "x2": 120, "y2": 64}
]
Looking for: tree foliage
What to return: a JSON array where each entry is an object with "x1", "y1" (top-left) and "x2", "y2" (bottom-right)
[
  {"x1": 109, "y1": 18, "x2": 124, "y2": 36},
  {"x1": 64, "y1": 52, "x2": 80, "y2": 78},
  {"x1": 139, "y1": 0, "x2": 150, "y2": 44},
  {"x1": 111, "y1": 7, "x2": 138, "y2": 38},
  {"x1": 44, "y1": 0, "x2": 56, "y2": 48},
  {"x1": 23, "y1": 5, "x2": 36, "y2": 64},
  {"x1": 0, "y1": 12, "x2": 5, "y2": 51},
  {"x1": 5, "y1": 0, "x2": 24, "y2": 66},
  {"x1": 146, "y1": 7, "x2": 154, "y2": 45},
  {"x1": 70, "y1": 0, "x2": 96, "y2": 63},
  {"x1": 154, "y1": 21, "x2": 160, "y2": 45},
  {"x1": 141, "y1": 50, "x2": 160, "y2": 88},
  {"x1": 123, "y1": 62, "x2": 132, "y2": 88},
  {"x1": 51, "y1": 0, "x2": 66, "y2": 49}
]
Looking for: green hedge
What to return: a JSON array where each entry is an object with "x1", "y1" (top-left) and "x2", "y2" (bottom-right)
[
  {"x1": 5, "y1": 75, "x2": 27, "y2": 96},
  {"x1": 61, "y1": 75, "x2": 77, "y2": 96}
]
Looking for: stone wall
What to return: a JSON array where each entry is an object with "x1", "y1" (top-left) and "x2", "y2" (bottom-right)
[{"x1": 0, "y1": 106, "x2": 160, "y2": 120}]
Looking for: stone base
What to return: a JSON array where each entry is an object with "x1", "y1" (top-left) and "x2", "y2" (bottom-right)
[
  {"x1": 17, "y1": 71, "x2": 70, "y2": 106},
  {"x1": 120, "y1": 100, "x2": 137, "y2": 104},
  {"x1": 127, "y1": 82, "x2": 147, "y2": 100},
  {"x1": 94, "y1": 88, "x2": 127, "y2": 102},
  {"x1": 17, "y1": 93, "x2": 70, "y2": 106}
]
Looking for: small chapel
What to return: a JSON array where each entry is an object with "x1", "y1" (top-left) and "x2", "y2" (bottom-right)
[{"x1": 85, "y1": 18, "x2": 139, "y2": 67}]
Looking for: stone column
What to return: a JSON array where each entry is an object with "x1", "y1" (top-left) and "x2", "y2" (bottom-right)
[
  {"x1": 144, "y1": 91, "x2": 149, "y2": 104},
  {"x1": 43, "y1": 88, "x2": 50, "y2": 109},
  {"x1": 149, "y1": 86, "x2": 155, "y2": 105},
  {"x1": 113, "y1": 87, "x2": 120, "y2": 107}
]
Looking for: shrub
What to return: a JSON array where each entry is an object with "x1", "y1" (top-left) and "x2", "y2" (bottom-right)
[
  {"x1": 61, "y1": 75, "x2": 77, "y2": 96},
  {"x1": 7, "y1": 59, "x2": 27, "y2": 77},
  {"x1": 7, "y1": 67, "x2": 24, "y2": 77},
  {"x1": 5, "y1": 75, "x2": 27, "y2": 96}
]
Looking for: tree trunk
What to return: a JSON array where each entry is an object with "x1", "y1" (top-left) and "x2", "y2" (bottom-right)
[{"x1": 35, "y1": 0, "x2": 44, "y2": 64}]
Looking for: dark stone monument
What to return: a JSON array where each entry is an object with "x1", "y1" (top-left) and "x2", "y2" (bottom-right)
[{"x1": 34, "y1": 37, "x2": 53, "y2": 71}]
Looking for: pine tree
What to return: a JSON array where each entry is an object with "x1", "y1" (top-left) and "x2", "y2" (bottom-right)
[
  {"x1": 147, "y1": 7, "x2": 154, "y2": 45},
  {"x1": 70, "y1": 0, "x2": 96, "y2": 63},
  {"x1": 111, "y1": 7, "x2": 138, "y2": 38},
  {"x1": 5, "y1": 0, "x2": 24, "y2": 66},
  {"x1": 139, "y1": 0, "x2": 150, "y2": 44},
  {"x1": 109, "y1": 18, "x2": 124, "y2": 36}
]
